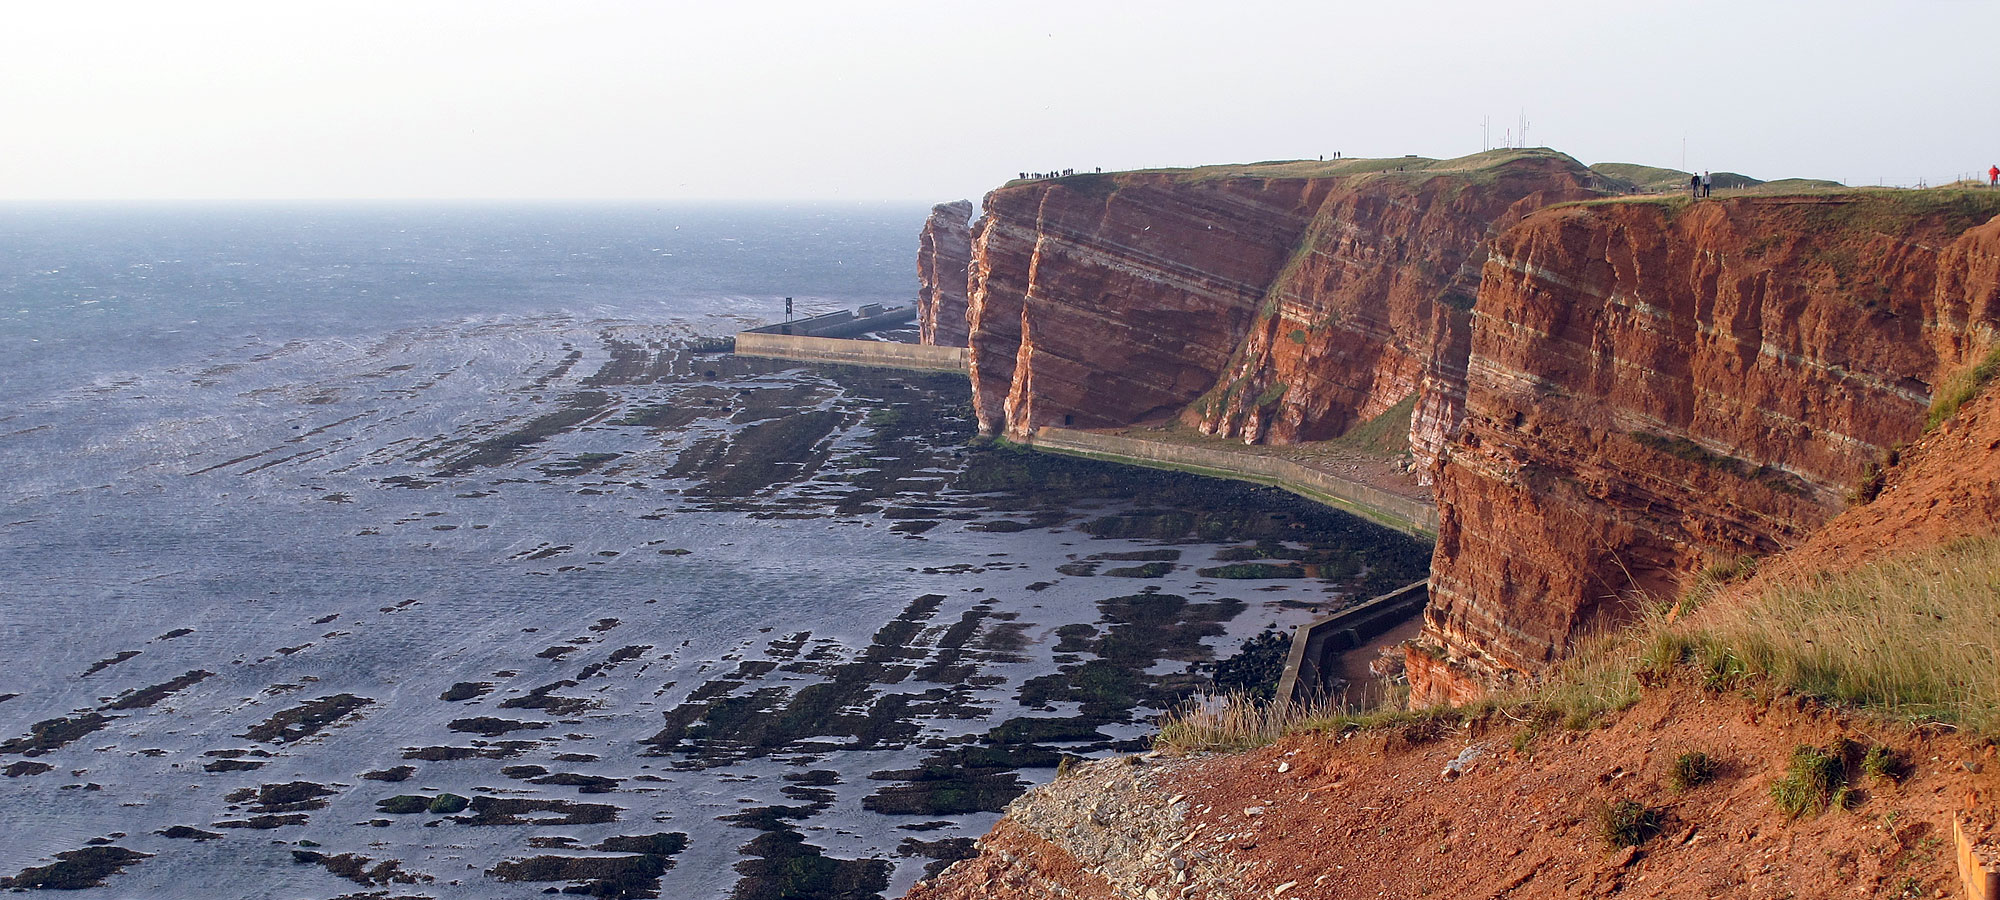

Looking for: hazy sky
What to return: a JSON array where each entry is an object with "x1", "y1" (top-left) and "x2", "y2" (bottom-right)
[{"x1": 4, "y1": 1, "x2": 1995, "y2": 203}]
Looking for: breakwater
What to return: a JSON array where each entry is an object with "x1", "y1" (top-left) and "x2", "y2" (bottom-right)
[
  {"x1": 733, "y1": 333, "x2": 969, "y2": 372},
  {"x1": 740, "y1": 303, "x2": 918, "y2": 338}
]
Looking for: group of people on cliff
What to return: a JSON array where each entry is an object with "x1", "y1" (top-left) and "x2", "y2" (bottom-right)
[
  {"x1": 1018, "y1": 168, "x2": 1101, "y2": 181},
  {"x1": 1689, "y1": 171, "x2": 1715, "y2": 198}
]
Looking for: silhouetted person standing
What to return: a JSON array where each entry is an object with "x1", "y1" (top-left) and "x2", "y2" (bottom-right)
[
  {"x1": 1690, "y1": 173, "x2": 1701, "y2": 198},
  {"x1": 1701, "y1": 171, "x2": 1713, "y2": 198}
]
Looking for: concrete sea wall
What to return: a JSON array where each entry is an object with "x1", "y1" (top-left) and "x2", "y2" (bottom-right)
[
  {"x1": 733, "y1": 333, "x2": 970, "y2": 373},
  {"x1": 1274, "y1": 579, "x2": 1429, "y2": 703},
  {"x1": 1024, "y1": 427, "x2": 1440, "y2": 537}
]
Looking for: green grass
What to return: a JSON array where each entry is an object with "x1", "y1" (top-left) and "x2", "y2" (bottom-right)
[
  {"x1": 1330, "y1": 392, "x2": 1418, "y2": 459},
  {"x1": 1628, "y1": 431, "x2": 1810, "y2": 496},
  {"x1": 1158, "y1": 530, "x2": 2000, "y2": 760},
  {"x1": 1589, "y1": 162, "x2": 1768, "y2": 193},
  {"x1": 1025, "y1": 147, "x2": 1582, "y2": 188},
  {"x1": 1744, "y1": 177, "x2": 1846, "y2": 192},
  {"x1": 1927, "y1": 342, "x2": 2000, "y2": 430},
  {"x1": 1862, "y1": 743, "x2": 1909, "y2": 781},
  {"x1": 1771, "y1": 743, "x2": 1851, "y2": 818},
  {"x1": 1589, "y1": 162, "x2": 1695, "y2": 191},
  {"x1": 1668, "y1": 751, "x2": 1717, "y2": 791}
]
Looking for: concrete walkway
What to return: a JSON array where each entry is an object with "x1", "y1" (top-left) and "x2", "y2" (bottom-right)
[{"x1": 1025, "y1": 427, "x2": 1439, "y2": 538}]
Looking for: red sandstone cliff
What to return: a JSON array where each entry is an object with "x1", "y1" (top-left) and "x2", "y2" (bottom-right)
[
  {"x1": 967, "y1": 172, "x2": 1328, "y2": 437},
  {"x1": 955, "y1": 156, "x2": 2000, "y2": 703},
  {"x1": 1187, "y1": 156, "x2": 1604, "y2": 475},
  {"x1": 918, "y1": 200, "x2": 975, "y2": 347},
  {"x1": 964, "y1": 151, "x2": 1610, "y2": 445},
  {"x1": 909, "y1": 339, "x2": 2000, "y2": 900},
  {"x1": 1410, "y1": 193, "x2": 2000, "y2": 703}
]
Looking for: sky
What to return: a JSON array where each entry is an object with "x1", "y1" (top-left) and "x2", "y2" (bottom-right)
[{"x1": 3, "y1": 0, "x2": 1995, "y2": 203}]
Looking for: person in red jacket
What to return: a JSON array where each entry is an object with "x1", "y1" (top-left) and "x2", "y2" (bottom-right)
[{"x1": 1990, "y1": 164, "x2": 1999, "y2": 187}]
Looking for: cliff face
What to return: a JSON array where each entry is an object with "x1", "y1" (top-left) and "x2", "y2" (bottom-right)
[
  {"x1": 967, "y1": 173, "x2": 1329, "y2": 437},
  {"x1": 964, "y1": 151, "x2": 1609, "y2": 442},
  {"x1": 912, "y1": 375, "x2": 2000, "y2": 900},
  {"x1": 917, "y1": 200, "x2": 975, "y2": 347},
  {"x1": 1411, "y1": 195, "x2": 2000, "y2": 702},
  {"x1": 1187, "y1": 156, "x2": 1604, "y2": 474},
  {"x1": 952, "y1": 157, "x2": 2000, "y2": 702}
]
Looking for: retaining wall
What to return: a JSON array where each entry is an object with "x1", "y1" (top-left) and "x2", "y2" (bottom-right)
[
  {"x1": 1275, "y1": 579, "x2": 1431, "y2": 703},
  {"x1": 734, "y1": 333, "x2": 970, "y2": 373},
  {"x1": 1026, "y1": 427, "x2": 1440, "y2": 537}
]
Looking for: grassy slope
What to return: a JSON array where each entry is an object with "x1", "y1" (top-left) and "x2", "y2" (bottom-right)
[{"x1": 1589, "y1": 162, "x2": 1769, "y2": 192}]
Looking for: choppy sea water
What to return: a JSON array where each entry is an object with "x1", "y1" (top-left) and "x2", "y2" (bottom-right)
[{"x1": 0, "y1": 206, "x2": 1398, "y2": 898}]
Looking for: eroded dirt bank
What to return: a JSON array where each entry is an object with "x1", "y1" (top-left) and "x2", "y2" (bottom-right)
[{"x1": 911, "y1": 684, "x2": 1993, "y2": 900}]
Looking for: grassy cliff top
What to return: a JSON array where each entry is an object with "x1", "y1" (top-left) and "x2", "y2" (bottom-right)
[
  {"x1": 1004, "y1": 150, "x2": 1856, "y2": 195},
  {"x1": 1563, "y1": 183, "x2": 2000, "y2": 228},
  {"x1": 1002, "y1": 148, "x2": 1589, "y2": 190},
  {"x1": 1587, "y1": 162, "x2": 1846, "y2": 194},
  {"x1": 1154, "y1": 146, "x2": 1577, "y2": 180}
]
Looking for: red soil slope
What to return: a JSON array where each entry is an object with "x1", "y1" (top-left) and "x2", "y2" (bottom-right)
[{"x1": 910, "y1": 686, "x2": 1993, "y2": 900}]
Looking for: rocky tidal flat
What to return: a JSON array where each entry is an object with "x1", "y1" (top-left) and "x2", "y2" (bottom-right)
[{"x1": 0, "y1": 317, "x2": 1426, "y2": 898}]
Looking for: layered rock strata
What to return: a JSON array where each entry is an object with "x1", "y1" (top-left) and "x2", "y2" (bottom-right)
[
  {"x1": 947, "y1": 155, "x2": 2000, "y2": 703},
  {"x1": 1187, "y1": 154, "x2": 1604, "y2": 473},
  {"x1": 963, "y1": 151, "x2": 1610, "y2": 445},
  {"x1": 917, "y1": 200, "x2": 975, "y2": 347},
  {"x1": 1411, "y1": 194, "x2": 2000, "y2": 702},
  {"x1": 967, "y1": 173, "x2": 1326, "y2": 437}
]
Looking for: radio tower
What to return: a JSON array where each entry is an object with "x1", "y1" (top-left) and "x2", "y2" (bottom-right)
[
  {"x1": 1482, "y1": 115, "x2": 1491, "y2": 151},
  {"x1": 1518, "y1": 109, "x2": 1530, "y2": 149}
]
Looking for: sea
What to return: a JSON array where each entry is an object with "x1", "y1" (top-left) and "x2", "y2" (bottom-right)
[{"x1": 0, "y1": 204, "x2": 1373, "y2": 899}]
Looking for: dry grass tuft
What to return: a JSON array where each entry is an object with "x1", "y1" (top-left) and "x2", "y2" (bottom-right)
[
  {"x1": 1153, "y1": 692, "x2": 1363, "y2": 753},
  {"x1": 1685, "y1": 535, "x2": 2000, "y2": 730},
  {"x1": 1155, "y1": 533, "x2": 2000, "y2": 759},
  {"x1": 1594, "y1": 799, "x2": 1663, "y2": 847}
]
